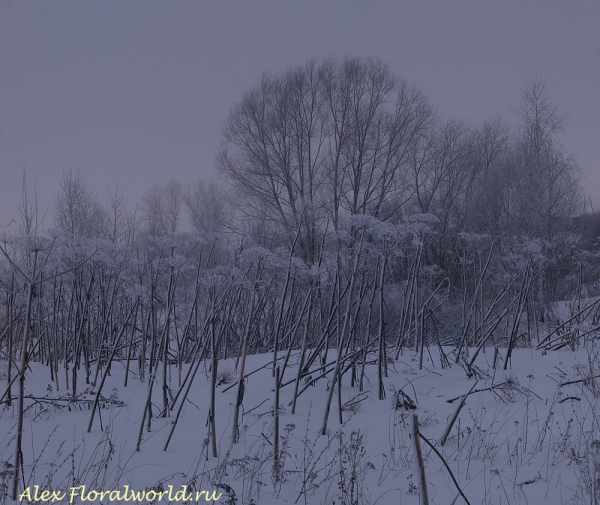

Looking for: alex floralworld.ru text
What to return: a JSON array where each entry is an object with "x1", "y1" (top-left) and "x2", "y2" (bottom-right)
[{"x1": 18, "y1": 485, "x2": 222, "y2": 503}]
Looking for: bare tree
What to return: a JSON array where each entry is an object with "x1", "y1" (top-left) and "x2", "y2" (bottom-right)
[
  {"x1": 142, "y1": 184, "x2": 166, "y2": 237},
  {"x1": 410, "y1": 119, "x2": 475, "y2": 223},
  {"x1": 17, "y1": 169, "x2": 46, "y2": 236},
  {"x1": 54, "y1": 169, "x2": 106, "y2": 239},
  {"x1": 183, "y1": 180, "x2": 231, "y2": 235},
  {"x1": 163, "y1": 180, "x2": 182, "y2": 235},
  {"x1": 324, "y1": 58, "x2": 434, "y2": 224},
  {"x1": 142, "y1": 180, "x2": 182, "y2": 237},
  {"x1": 461, "y1": 116, "x2": 511, "y2": 234},
  {"x1": 106, "y1": 182, "x2": 138, "y2": 245},
  {"x1": 217, "y1": 59, "x2": 327, "y2": 262},
  {"x1": 510, "y1": 74, "x2": 583, "y2": 240},
  {"x1": 217, "y1": 57, "x2": 434, "y2": 261}
]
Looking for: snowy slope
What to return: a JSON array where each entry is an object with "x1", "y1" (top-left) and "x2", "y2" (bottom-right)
[{"x1": 2, "y1": 344, "x2": 600, "y2": 505}]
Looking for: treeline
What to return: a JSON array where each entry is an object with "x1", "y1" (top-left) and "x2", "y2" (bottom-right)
[
  {"x1": 2, "y1": 58, "x2": 600, "y2": 498},
  {"x1": 2, "y1": 59, "x2": 600, "y2": 416},
  {"x1": 217, "y1": 58, "x2": 584, "y2": 262}
]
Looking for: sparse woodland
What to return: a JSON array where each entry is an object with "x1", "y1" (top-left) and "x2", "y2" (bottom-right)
[{"x1": 2, "y1": 58, "x2": 600, "y2": 504}]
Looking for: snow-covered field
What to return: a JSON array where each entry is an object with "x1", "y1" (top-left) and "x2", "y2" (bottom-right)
[{"x1": 2, "y1": 344, "x2": 600, "y2": 505}]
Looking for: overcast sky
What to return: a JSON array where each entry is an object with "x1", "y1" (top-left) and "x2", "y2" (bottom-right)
[{"x1": 1, "y1": 1, "x2": 599, "y2": 230}]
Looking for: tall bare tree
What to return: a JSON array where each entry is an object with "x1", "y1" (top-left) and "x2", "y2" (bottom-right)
[
  {"x1": 324, "y1": 58, "x2": 434, "y2": 224},
  {"x1": 18, "y1": 169, "x2": 45, "y2": 236},
  {"x1": 142, "y1": 180, "x2": 182, "y2": 237},
  {"x1": 183, "y1": 180, "x2": 231, "y2": 235},
  {"x1": 54, "y1": 169, "x2": 106, "y2": 240},
  {"x1": 217, "y1": 57, "x2": 434, "y2": 261},
  {"x1": 106, "y1": 182, "x2": 138, "y2": 245},
  {"x1": 217, "y1": 59, "x2": 327, "y2": 262},
  {"x1": 509, "y1": 74, "x2": 583, "y2": 240}
]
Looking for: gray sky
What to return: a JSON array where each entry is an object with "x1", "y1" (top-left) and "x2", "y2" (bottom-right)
[{"x1": 1, "y1": 0, "x2": 599, "y2": 229}]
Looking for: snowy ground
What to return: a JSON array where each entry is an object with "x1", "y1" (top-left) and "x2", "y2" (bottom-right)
[{"x1": 2, "y1": 343, "x2": 600, "y2": 505}]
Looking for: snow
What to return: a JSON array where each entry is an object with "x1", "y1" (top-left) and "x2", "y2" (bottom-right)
[{"x1": 3, "y1": 343, "x2": 600, "y2": 504}]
